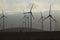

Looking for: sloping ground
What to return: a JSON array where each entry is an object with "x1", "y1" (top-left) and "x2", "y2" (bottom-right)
[{"x1": 0, "y1": 27, "x2": 42, "y2": 32}]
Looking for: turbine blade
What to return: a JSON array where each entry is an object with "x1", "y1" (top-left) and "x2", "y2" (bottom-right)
[
  {"x1": 23, "y1": 10, "x2": 29, "y2": 14},
  {"x1": 44, "y1": 16, "x2": 49, "y2": 20},
  {"x1": 23, "y1": 10, "x2": 27, "y2": 14},
  {"x1": 38, "y1": 18, "x2": 42, "y2": 22},
  {"x1": 30, "y1": 4, "x2": 34, "y2": 12},
  {"x1": 26, "y1": 12, "x2": 30, "y2": 14},
  {"x1": 49, "y1": 4, "x2": 51, "y2": 15},
  {"x1": 24, "y1": 12, "x2": 30, "y2": 14},
  {"x1": 51, "y1": 16, "x2": 57, "y2": 22}
]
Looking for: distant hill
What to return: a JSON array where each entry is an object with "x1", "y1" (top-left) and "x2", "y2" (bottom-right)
[{"x1": 0, "y1": 27, "x2": 42, "y2": 32}]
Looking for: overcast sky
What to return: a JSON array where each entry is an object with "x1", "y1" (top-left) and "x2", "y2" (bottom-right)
[{"x1": 0, "y1": 0, "x2": 60, "y2": 12}]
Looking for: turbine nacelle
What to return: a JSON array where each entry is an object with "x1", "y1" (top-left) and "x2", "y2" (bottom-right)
[
  {"x1": 23, "y1": 4, "x2": 34, "y2": 19},
  {"x1": 0, "y1": 10, "x2": 8, "y2": 19},
  {"x1": 38, "y1": 12, "x2": 45, "y2": 22}
]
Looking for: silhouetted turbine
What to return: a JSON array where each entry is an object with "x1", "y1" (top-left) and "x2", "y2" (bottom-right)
[
  {"x1": 38, "y1": 12, "x2": 45, "y2": 31},
  {"x1": 0, "y1": 9, "x2": 8, "y2": 30},
  {"x1": 24, "y1": 4, "x2": 35, "y2": 31},
  {"x1": 44, "y1": 4, "x2": 57, "y2": 31}
]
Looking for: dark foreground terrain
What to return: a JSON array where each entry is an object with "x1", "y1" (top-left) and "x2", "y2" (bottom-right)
[
  {"x1": 0, "y1": 32, "x2": 60, "y2": 40},
  {"x1": 0, "y1": 27, "x2": 60, "y2": 40}
]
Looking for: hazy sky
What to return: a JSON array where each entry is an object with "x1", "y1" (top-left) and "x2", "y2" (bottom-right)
[{"x1": 0, "y1": 0, "x2": 60, "y2": 12}]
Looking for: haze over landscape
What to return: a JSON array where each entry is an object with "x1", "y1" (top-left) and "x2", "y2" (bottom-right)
[{"x1": 0, "y1": 0, "x2": 60, "y2": 31}]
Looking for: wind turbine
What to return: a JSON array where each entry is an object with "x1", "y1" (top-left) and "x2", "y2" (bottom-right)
[
  {"x1": 38, "y1": 12, "x2": 45, "y2": 31},
  {"x1": 24, "y1": 4, "x2": 34, "y2": 31},
  {"x1": 0, "y1": 9, "x2": 8, "y2": 30},
  {"x1": 44, "y1": 4, "x2": 57, "y2": 32}
]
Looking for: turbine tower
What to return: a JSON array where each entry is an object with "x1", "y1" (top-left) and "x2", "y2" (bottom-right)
[
  {"x1": 38, "y1": 12, "x2": 44, "y2": 31},
  {"x1": 24, "y1": 4, "x2": 34, "y2": 31},
  {"x1": 0, "y1": 9, "x2": 8, "y2": 30},
  {"x1": 23, "y1": 13, "x2": 30, "y2": 32},
  {"x1": 44, "y1": 4, "x2": 57, "y2": 32},
  {"x1": 26, "y1": 15, "x2": 30, "y2": 31},
  {"x1": 55, "y1": 18, "x2": 57, "y2": 31},
  {"x1": 22, "y1": 14, "x2": 27, "y2": 29}
]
